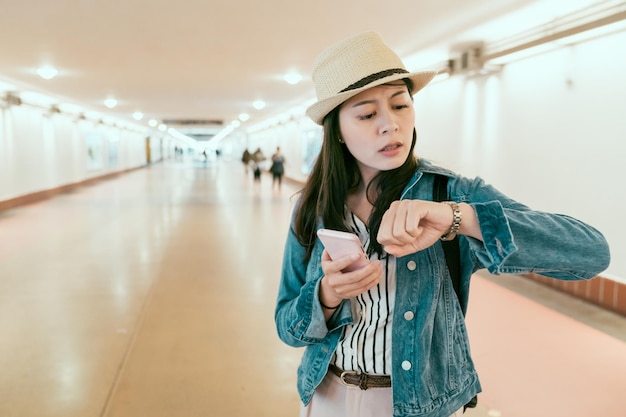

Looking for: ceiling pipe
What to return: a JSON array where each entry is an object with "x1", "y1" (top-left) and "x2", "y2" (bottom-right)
[{"x1": 481, "y1": 1, "x2": 626, "y2": 63}]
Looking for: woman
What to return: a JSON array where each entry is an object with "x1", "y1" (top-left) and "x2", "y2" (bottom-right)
[{"x1": 274, "y1": 31, "x2": 610, "y2": 417}]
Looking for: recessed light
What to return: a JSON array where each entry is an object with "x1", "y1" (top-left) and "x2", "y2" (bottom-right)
[
  {"x1": 37, "y1": 66, "x2": 58, "y2": 80},
  {"x1": 104, "y1": 98, "x2": 118, "y2": 108},
  {"x1": 239, "y1": 113, "x2": 250, "y2": 121},
  {"x1": 253, "y1": 100, "x2": 266, "y2": 110},
  {"x1": 284, "y1": 72, "x2": 302, "y2": 85},
  {"x1": 132, "y1": 111, "x2": 144, "y2": 120}
]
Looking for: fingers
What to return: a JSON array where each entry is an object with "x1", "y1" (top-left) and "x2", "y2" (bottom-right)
[
  {"x1": 321, "y1": 253, "x2": 382, "y2": 299},
  {"x1": 382, "y1": 243, "x2": 419, "y2": 258},
  {"x1": 392, "y1": 201, "x2": 423, "y2": 240},
  {"x1": 330, "y1": 265, "x2": 381, "y2": 298},
  {"x1": 322, "y1": 249, "x2": 365, "y2": 272},
  {"x1": 377, "y1": 200, "x2": 452, "y2": 256},
  {"x1": 378, "y1": 200, "x2": 424, "y2": 245}
]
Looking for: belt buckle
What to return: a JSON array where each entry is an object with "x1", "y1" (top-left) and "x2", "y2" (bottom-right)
[
  {"x1": 340, "y1": 370, "x2": 370, "y2": 390},
  {"x1": 339, "y1": 369, "x2": 359, "y2": 386}
]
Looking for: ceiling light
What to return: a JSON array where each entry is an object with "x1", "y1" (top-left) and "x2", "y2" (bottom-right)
[
  {"x1": 239, "y1": 113, "x2": 250, "y2": 121},
  {"x1": 104, "y1": 98, "x2": 117, "y2": 108},
  {"x1": 231, "y1": 120, "x2": 241, "y2": 128},
  {"x1": 284, "y1": 72, "x2": 302, "y2": 85},
  {"x1": 253, "y1": 100, "x2": 266, "y2": 110},
  {"x1": 37, "y1": 66, "x2": 58, "y2": 80},
  {"x1": 132, "y1": 111, "x2": 144, "y2": 120},
  {"x1": 158, "y1": 124, "x2": 167, "y2": 131},
  {"x1": 148, "y1": 119, "x2": 158, "y2": 127}
]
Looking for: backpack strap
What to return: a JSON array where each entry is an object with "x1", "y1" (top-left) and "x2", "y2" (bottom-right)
[
  {"x1": 433, "y1": 174, "x2": 478, "y2": 410},
  {"x1": 432, "y1": 174, "x2": 464, "y2": 315}
]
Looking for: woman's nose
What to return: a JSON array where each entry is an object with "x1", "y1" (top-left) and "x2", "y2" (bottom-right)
[{"x1": 378, "y1": 108, "x2": 399, "y2": 135}]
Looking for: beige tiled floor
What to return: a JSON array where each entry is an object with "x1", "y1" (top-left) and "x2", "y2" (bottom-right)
[
  {"x1": 0, "y1": 159, "x2": 302, "y2": 417},
  {"x1": 0, "y1": 157, "x2": 624, "y2": 417}
]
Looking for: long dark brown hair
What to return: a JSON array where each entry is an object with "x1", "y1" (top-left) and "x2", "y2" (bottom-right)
[{"x1": 294, "y1": 80, "x2": 419, "y2": 262}]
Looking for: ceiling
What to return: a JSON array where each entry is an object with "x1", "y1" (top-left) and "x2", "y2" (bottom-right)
[{"x1": 0, "y1": 0, "x2": 548, "y2": 138}]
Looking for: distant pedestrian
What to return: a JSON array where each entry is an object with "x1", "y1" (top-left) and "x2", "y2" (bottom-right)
[
  {"x1": 241, "y1": 148, "x2": 251, "y2": 174},
  {"x1": 252, "y1": 161, "x2": 262, "y2": 183},
  {"x1": 252, "y1": 147, "x2": 265, "y2": 164},
  {"x1": 251, "y1": 147, "x2": 265, "y2": 184},
  {"x1": 269, "y1": 147, "x2": 286, "y2": 190}
]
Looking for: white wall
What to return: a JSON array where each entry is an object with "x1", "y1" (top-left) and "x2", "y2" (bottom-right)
[
  {"x1": 0, "y1": 102, "x2": 162, "y2": 202},
  {"x1": 246, "y1": 30, "x2": 626, "y2": 281}
]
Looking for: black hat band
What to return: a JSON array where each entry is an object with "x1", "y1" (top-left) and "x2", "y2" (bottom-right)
[{"x1": 339, "y1": 68, "x2": 409, "y2": 93}]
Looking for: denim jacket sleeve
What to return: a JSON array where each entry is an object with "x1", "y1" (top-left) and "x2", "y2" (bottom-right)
[
  {"x1": 447, "y1": 174, "x2": 611, "y2": 280},
  {"x1": 274, "y1": 220, "x2": 353, "y2": 348}
]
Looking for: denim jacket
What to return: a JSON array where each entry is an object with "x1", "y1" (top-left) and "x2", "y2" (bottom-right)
[{"x1": 274, "y1": 162, "x2": 610, "y2": 417}]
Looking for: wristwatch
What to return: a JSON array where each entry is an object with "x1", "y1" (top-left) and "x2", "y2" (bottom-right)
[{"x1": 440, "y1": 201, "x2": 462, "y2": 241}]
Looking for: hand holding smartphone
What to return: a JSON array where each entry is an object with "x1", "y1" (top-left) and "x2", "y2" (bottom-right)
[{"x1": 316, "y1": 228, "x2": 369, "y2": 272}]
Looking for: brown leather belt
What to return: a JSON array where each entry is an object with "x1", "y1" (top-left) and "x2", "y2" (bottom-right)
[{"x1": 329, "y1": 365, "x2": 391, "y2": 390}]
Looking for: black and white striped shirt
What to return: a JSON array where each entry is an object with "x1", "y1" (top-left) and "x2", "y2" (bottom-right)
[{"x1": 331, "y1": 212, "x2": 396, "y2": 376}]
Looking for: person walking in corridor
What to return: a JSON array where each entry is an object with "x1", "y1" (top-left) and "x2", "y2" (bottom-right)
[
  {"x1": 274, "y1": 31, "x2": 610, "y2": 417},
  {"x1": 270, "y1": 147, "x2": 286, "y2": 190},
  {"x1": 251, "y1": 147, "x2": 265, "y2": 184},
  {"x1": 241, "y1": 148, "x2": 252, "y2": 174}
]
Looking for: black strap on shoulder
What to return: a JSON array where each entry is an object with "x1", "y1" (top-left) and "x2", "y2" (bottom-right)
[
  {"x1": 432, "y1": 174, "x2": 463, "y2": 314},
  {"x1": 433, "y1": 174, "x2": 478, "y2": 411}
]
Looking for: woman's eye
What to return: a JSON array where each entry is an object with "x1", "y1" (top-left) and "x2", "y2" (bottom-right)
[
  {"x1": 394, "y1": 104, "x2": 410, "y2": 110},
  {"x1": 359, "y1": 112, "x2": 376, "y2": 120}
]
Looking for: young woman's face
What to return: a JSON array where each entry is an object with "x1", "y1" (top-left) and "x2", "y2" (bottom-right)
[{"x1": 338, "y1": 82, "x2": 415, "y2": 183}]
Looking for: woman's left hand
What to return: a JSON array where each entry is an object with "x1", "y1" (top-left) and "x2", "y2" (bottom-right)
[{"x1": 377, "y1": 200, "x2": 479, "y2": 257}]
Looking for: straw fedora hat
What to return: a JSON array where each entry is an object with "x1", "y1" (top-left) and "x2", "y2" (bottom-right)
[{"x1": 306, "y1": 31, "x2": 438, "y2": 125}]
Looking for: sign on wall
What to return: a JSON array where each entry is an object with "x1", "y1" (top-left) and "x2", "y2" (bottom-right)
[
  {"x1": 85, "y1": 133, "x2": 104, "y2": 171},
  {"x1": 108, "y1": 137, "x2": 119, "y2": 168}
]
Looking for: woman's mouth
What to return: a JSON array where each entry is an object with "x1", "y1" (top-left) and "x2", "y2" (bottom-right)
[{"x1": 380, "y1": 143, "x2": 402, "y2": 153}]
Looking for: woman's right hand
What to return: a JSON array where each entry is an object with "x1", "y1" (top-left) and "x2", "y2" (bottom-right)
[{"x1": 318, "y1": 249, "x2": 382, "y2": 308}]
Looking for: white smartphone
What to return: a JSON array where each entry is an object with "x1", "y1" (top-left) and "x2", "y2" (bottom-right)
[{"x1": 316, "y1": 228, "x2": 369, "y2": 272}]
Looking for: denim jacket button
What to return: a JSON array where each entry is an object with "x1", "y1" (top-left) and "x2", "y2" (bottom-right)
[
  {"x1": 403, "y1": 311, "x2": 414, "y2": 321},
  {"x1": 406, "y1": 260, "x2": 417, "y2": 271},
  {"x1": 401, "y1": 360, "x2": 412, "y2": 370}
]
